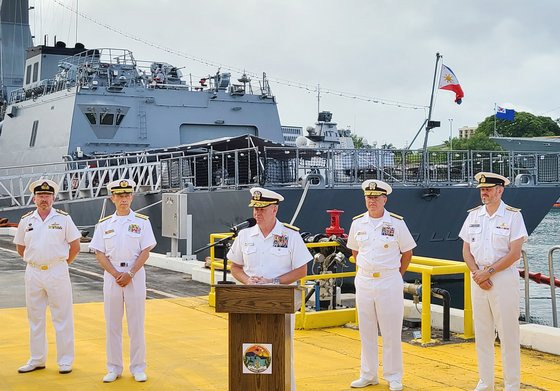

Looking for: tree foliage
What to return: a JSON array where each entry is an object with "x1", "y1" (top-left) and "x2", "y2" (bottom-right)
[
  {"x1": 477, "y1": 111, "x2": 560, "y2": 137},
  {"x1": 351, "y1": 133, "x2": 366, "y2": 148},
  {"x1": 444, "y1": 111, "x2": 560, "y2": 151}
]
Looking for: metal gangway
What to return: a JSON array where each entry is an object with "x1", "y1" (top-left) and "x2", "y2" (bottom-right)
[{"x1": 0, "y1": 153, "x2": 170, "y2": 211}]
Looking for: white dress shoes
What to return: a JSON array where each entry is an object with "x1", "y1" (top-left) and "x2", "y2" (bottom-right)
[
  {"x1": 59, "y1": 364, "x2": 72, "y2": 374},
  {"x1": 102, "y1": 372, "x2": 121, "y2": 382},
  {"x1": 134, "y1": 372, "x2": 148, "y2": 382},
  {"x1": 18, "y1": 363, "x2": 46, "y2": 373},
  {"x1": 473, "y1": 380, "x2": 492, "y2": 390},
  {"x1": 350, "y1": 377, "x2": 378, "y2": 388},
  {"x1": 389, "y1": 380, "x2": 403, "y2": 391}
]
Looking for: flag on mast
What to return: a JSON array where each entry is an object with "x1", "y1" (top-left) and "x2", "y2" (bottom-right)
[
  {"x1": 496, "y1": 106, "x2": 515, "y2": 121},
  {"x1": 438, "y1": 64, "x2": 464, "y2": 104}
]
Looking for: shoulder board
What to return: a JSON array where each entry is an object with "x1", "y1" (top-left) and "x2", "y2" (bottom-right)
[
  {"x1": 389, "y1": 212, "x2": 403, "y2": 220},
  {"x1": 467, "y1": 205, "x2": 483, "y2": 213},
  {"x1": 282, "y1": 222, "x2": 299, "y2": 231},
  {"x1": 20, "y1": 211, "x2": 33, "y2": 219},
  {"x1": 55, "y1": 209, "x2": 69, "y2": 215},
  {"x1": 506, "y1": 206, "x2": 521, "y2": 212},
  {"x1": 98, "y1": 215, "x2": 112, "y2": 223},
  {"x1": 135, "y1": 213, "x2": 149, "y2": 220},
  {"x1": 352, "y1": 212, "x2": 366, "y2": 220}
]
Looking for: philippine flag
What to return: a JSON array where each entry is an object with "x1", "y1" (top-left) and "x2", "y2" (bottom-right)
[
  {"x1": 496, "y1": 106, "x2": 515, "y2": 121},
  {"x1": 438, "y1": 64, "x2": 464, "y2": 104}
]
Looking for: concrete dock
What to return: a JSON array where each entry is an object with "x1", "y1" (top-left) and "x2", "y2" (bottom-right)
[{"x1": 1, "y1": 236, "x2": 559, "y2": 390}]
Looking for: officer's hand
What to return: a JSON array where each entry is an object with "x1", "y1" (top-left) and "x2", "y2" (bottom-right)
[
  {"x1": 478, "y1": 279, "x2": 493, "y2": 290},
  {"x1": 116, "y1": 272, "x2": 132, "y2": 287},
  {"x1": 472, "y1": 269, "x2": 489, "y2": 285}
]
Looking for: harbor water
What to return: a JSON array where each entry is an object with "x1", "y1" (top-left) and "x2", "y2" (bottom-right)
[{"x1": 523, "y1": 207, "x2": 560, "y2": 326}]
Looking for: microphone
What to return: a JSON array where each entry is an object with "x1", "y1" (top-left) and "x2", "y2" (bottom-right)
[{"x1": 230, "y1": 218, "x2": 257, "y2": 233}]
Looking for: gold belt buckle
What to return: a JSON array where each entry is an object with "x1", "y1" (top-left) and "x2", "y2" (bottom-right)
[
  {"x1": 40, "y1": 265, "x2": 49, "y2": 271},
  {"x1": 372, "y1": 272, "x2": 380, "y2": 278}
]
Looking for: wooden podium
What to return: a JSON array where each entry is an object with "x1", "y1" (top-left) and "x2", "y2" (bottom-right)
[{"x1": 214, "y1": 284, "x2": 302, "y2": 391}]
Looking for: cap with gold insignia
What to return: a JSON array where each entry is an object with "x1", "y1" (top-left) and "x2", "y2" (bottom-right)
[
  {"x1": 474, "y1": 172, "x2": 510, "y2": 188},
  {"x1": 362, "y1": 179, "x2": 392, "y2": 196},
  {"x1": 249, "y1": 187, "x2": 284, "y2": 208},
  {"x1": 107, "y1": 179, "x2": 136, "y2": 194},
  {"x1": 29, "y1": 179, "x2": 59, "y2": 196}
]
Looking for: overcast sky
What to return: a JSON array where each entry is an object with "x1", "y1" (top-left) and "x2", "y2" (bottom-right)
[{"x1": 33, "y1": 0, "x2": 560, "y2": 148}]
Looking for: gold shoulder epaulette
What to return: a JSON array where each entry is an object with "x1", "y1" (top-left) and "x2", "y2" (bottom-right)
[
  {"x1": 20, "y1": 211, "x2": 33, "y2": 219},
  {"x1": 282, "y1": 222, "x2": 299, "y2": 231},
  {"x1": 389, "y1": 212, "x2": 403, "y2": 220},
  {"x1": 56, "y1": 209, "x2": 69, "y2": 216},
  {"x1": 467, "y1": 205, "x2": 483, "y2": 213},
  {"x1": 135, "y1": 213, "x2": 149, "y2": 220},
  {"x1": 98, "y1": 215, "x2": 111, "y2": 223},
  {"x1": 353, "y1": 212, "x2": 366, "y2": 220},
  {"x1": 506, "y1": 206, "x2": 521, "y2": 212}
]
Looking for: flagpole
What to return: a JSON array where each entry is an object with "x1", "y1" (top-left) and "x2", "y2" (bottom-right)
[
  {"x1": 422, "y1": 52, "x2": 442, "y2": 152},
  {"x1": 493, "y1": 103, "x2": 497, "y2": 136}
]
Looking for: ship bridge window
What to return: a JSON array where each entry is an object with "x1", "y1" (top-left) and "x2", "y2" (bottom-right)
[
  {"x1": 26, "y1": 65, "x2": 32, "y2": 84},
  {"x1": 100, "y1": 113, "x2": 114, "y2": 125},
  {"x1": 116, "y1": 113, "x2": 125, "y2": 125},
  {"x1": 85, "y1": 112, "x2": 96, "y2": 124},
  {"x1": 29, "y1": 120, "x2": 39, "y2": 147},
  {"x1": 32, "y1": 62, "x2": 39, "y2": 83}
]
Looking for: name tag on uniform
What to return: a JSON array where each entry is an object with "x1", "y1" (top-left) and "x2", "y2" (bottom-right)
[
  {"x1": 273, "y1": 234, "x2": 288, "y2": 248},
  {"x1": 26, "y1": 223, "x2": 33, "y2": 232},
  {"x1": 104, "y1": 229, "x2": 114, "y2": 235},
  {"x1": 495, "y1": 223, "x2": 510, "y2": 231},
  {"x1": 128, "y1": 224, "x2": 141, "y2": 234},
  {"x1": 381, "y1": 224, "x2": 394, "y2": 237},
  {"x1": 469, "y1": 223, "x2": 480, "y2": 228},
  {"x1": 48, "y1": 223, "x2": 63, "y2": 230}
]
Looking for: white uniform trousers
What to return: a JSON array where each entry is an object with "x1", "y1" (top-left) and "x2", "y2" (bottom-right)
[
  {"x1": 103, "y1": 267, "x2": 146, "y2": 375},
  {"x1": 471, "y1": 266, "x2": 520, "y2": 391},
  {"x1": 355, "y1": 269, "x2": 404, "y2": 382},
  {"x1": 24, "y1": 261, "x2": 74, "y2": 366}
]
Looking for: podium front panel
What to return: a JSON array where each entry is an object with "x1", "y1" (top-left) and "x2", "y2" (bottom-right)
[{"x1": 229, "y1": 313, "x2": 292, "y2": 391}]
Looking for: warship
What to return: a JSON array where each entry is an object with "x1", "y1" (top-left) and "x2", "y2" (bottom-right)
[{"x1": 1, "y1": 0, "x2": 560, "y2": 278}]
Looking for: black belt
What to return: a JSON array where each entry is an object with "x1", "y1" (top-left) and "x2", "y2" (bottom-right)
[{"x1": 119, "y1": 262, "x2": 128, "y2": 267}]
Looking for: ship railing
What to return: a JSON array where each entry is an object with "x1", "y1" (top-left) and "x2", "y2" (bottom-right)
[
  {"x1": 160, "y1": 147, "x2": 261, "y2": 191},
  {"x1": 0, "y1": 159, "x2": 163, "y2": 207},
  {"x1": 262, "y1": 147, "x2": 560, "y2": 187}
]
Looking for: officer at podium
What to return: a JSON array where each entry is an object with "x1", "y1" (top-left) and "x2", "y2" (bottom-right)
[{"x1": 227, "y1": 187, "x2": 313, "y2": 389}]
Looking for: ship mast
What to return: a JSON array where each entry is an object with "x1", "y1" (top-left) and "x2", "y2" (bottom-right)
[{"x1": 422, "y1": 52, "x2": 442, "y2": 152}]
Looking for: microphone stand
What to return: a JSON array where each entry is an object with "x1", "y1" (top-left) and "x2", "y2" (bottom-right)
[{"x1": 194, "y1": 232, "x2": 238, "y2": 285}]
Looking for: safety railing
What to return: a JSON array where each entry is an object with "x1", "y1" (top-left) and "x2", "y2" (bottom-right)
[
  {"x1": 263, "y1": 148, "x2": 560, "y2": 187},
  {"x1": 521, "y1": 250, "x2": 531, "y2": 322},
  {"x1": 407, "y1": 256, "x2": 473, "y2": 344},
  {"x1": 161, "y1": 147, "x2": 261, "y2": 191},
  {"x1": 548, "y1": 246, "x2": 560, "y2": 327}
]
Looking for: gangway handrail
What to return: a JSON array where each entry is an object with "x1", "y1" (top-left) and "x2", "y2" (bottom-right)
[{"x1": 548, "y1": 246, "x2": 560, "y2": 327}]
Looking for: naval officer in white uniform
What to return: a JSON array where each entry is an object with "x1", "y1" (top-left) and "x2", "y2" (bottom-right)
[
  {"x1": 459, "y1": 172, "x2": 527, "y2": 391},
  {"x1": 89, "y1": 179, "x2": 156, "y2": 383},
  {"x1": 13, "y1": 179, "x2": 81, "y2": 375},
  {"x1": 227, "y1": 187, "x2": 313, "y2": 390},
  {"x1": 347, "y1": 180, "x2": 416, "y2": 391}
]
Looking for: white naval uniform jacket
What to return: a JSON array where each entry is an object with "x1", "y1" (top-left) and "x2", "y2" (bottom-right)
[
  {"x1": 347, "y1": 209, "x2": 416, "y2": 271},
  {"x1": 459, "y1": 200, "x2": 527, "y2": 268},
  {"x1": 89, "y1": 210, "x2": 156, "y2": 268},
  {"x1": 14, "y1": 208, "x2": 81, "y2": 263},
  {"x1": 227, "y1": 219, "x2": 312, "y2": 279}
]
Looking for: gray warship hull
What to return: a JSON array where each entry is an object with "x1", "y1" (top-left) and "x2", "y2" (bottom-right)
[{"x1": 2, "y1": 184, "x2": 558, "y2": 260}]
